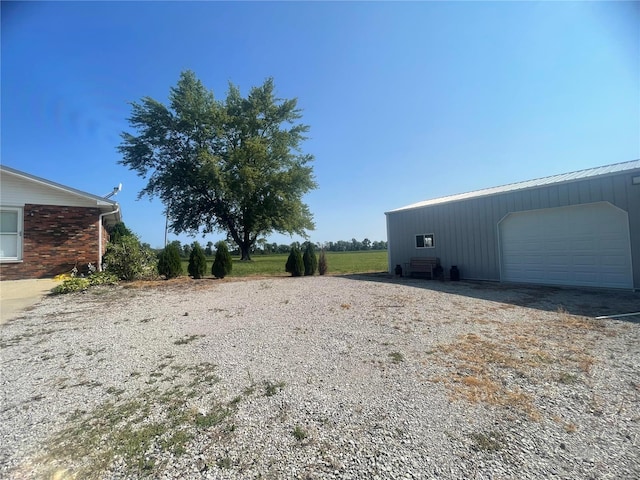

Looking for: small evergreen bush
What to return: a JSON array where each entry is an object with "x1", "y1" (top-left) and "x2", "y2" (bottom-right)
[
  {"x1": 318, "y1": 249, "x2": 328, "y2": 276},
  {"x1": 109, "y1": 222, "x2": 135, "y2": 244},
  {"x1": 212, "y1": 241, "x2": 233, "y2": 279},
  {"x1": 188, "y1": 242, "x2": 207, "y2": 279},
  {"x1": 158, "y1": 243, "x2": 183, "y2": 279},
  {"x1": 303, "y1": 243, "x2": 317, "y2": 276},
  {"x1": 103, "y1": 235, "x2": 158, "y2": 281},
  {"x1": 285, "y1": 246, "x2": 304, "y2": 277}
]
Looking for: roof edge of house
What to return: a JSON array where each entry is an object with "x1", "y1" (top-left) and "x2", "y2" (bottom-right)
[{"x1": 1, "y1": 164, "x2": 120, "y2": 208}]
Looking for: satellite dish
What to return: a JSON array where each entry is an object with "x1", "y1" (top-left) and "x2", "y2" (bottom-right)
[{"x1": 104, "y1": 183, "x2": 122, "y2": 199}]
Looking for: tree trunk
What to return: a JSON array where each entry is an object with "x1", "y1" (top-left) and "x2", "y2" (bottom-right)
[
  {"x1": 240, "y1": 246, "x2": 251, "y2": 261},
  {"x1": 239, "y1": 230, "x2": 252, "y2": 261},
  {"x1": 239, "y1": 243, "x2": 252, "y2": 261}
]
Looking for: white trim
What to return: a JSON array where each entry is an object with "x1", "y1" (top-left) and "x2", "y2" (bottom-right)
[
  {"x1": 0, "y1": 207, "x2": 23, "y2": 262},
  {"x1": 415, "y1": 233, "x2": 435, "y2": 249},
  {"x1": 386, "y1": 213, "x2": 392, "y2": 273}
]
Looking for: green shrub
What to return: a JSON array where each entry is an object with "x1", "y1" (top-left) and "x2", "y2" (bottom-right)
[
  {"x1": 158, "y1": 243, "x2": 183, "y2": 279},
  {"x1": 103, "y1": 235, "x2": 158, "y2": 281},
  {"x1": 187, "y1": 242, "x2": 207, "y2": 279},
  {"x1": 302, "y1": 243, "x2": 317, "y2": 276},
  {"x1": 109, "y1": 222, "x2": 135, "y2": 244},
  {"x1": 212, "y1": 241, "x2": 233, "y2": 279},
  {"x1": 52, "y1": 277, "x2": 90, "y2": 294},
  {"x1": 88, "y1": 271, "x2": 119, "y2": 286},
  {"x1": 285, "y1": 246, "x2": 303, "y2": 277},
  {"x1": 318, "y1": 249, "x2": 328, "y2": 275}
]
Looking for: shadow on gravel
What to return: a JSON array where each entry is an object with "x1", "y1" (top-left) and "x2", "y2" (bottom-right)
[{"x1": 340, "y1": 272, "x2": 640, "y2": 322}]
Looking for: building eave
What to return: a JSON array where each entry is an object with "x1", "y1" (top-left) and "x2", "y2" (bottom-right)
[{"x1": 386, "y1": 159, "x2": 640, "y2": 214}]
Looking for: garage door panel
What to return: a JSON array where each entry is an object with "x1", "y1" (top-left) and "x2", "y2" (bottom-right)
[
  {"x1": 572, "y1": 239, "x2": 598, "y2": 251},
  {"x1": 601, "y1": 255, "x2": 628, "y2": 266},
  {"x1": 546, "y1": 255, "x2": 570, "y2": 267},
  {"x1": 573, "y1": 255, "x2": 598, "y2": 267},
  {"x1": 499, "y1": 203, "x2": 633, "y2": 289}
]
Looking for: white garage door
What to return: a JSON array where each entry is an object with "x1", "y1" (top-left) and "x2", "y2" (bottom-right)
[{"x1": 499, "y1": 202, "x2": 633, "y2": 289}]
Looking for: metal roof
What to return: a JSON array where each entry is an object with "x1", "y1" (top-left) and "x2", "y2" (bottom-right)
[{"x1": 386, "y1": 159, "x2": 640, "y2": 214}]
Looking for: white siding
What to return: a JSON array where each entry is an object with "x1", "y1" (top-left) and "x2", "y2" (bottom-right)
[{"x1": 1, "y1": 172, "x2": 102, "y2": 208}]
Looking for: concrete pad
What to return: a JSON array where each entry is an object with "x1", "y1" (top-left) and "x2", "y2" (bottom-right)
[{"x1": 0, "y1": 279, "x2": 59, "y2": 324}]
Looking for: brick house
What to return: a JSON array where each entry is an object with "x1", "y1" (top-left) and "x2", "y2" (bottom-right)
[{"x1": 0, "y1": 165, "x2": 122, "y2": 280}]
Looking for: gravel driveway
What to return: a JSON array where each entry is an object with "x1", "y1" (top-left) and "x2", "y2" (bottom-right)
[{"x1": 1, "y1": 275, "x2": 639, "y2": 479}]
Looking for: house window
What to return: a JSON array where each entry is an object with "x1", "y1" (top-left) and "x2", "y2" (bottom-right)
[
  {"x1": 416, "y1": 234, "x2": 435, "y2": 249},
  {"x1": 0, "y1": 208, "x2": 22, "y2": 261}
]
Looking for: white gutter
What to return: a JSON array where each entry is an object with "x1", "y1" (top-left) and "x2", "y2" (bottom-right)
[{"x1": 98, "y1": 204, "x2": 120, "y2": 272}]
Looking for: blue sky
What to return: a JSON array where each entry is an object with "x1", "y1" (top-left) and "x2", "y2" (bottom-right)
[{"x1": 2, "y1": 1, "x2": 638, "y2": 249}]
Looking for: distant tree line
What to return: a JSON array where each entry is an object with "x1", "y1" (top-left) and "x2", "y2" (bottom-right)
[{"x1": 162, "y1": 238, "x2": 387, "y2": 258}]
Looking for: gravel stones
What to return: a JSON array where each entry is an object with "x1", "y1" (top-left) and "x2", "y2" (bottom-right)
[{"x1": 1, "y1": 276, "x2": 639, "y2": 479}]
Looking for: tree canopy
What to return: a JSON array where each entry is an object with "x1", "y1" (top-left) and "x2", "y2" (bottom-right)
[{"x1": 118, "y1": 71, "x2": 317, "y2": 260}]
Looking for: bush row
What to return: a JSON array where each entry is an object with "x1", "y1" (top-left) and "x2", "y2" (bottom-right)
[
  {"x1": 52, "y1": 271, "x2": 119, "y2": 294},
  {"x1": 286, "y1": 244, "x2": 327, "y2": 277},
  {"x1": 54, "y1": 222, "x2": 329, "y2": 294}
]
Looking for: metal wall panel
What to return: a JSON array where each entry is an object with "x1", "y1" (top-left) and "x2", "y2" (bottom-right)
[{"x1": 386, "y1": 169, "x2": 640, "y2": 289}]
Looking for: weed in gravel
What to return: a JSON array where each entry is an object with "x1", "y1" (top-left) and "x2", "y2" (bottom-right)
[
  {"x1": 193, "y1": 404, "x2": 232, "y2": 428},
  {"x1": 389, "y1": 351, "x2": 404, "y2": 363},
  {"x1": 37, "y1": 363, "x2": 242, "y2": 479},
  {"x1": 264, "y1": 380, "x2": 286, "y2": 396},
  {"x1": 0, "y1": 328, "x2": 57, "y2": 348},
  {"x1": 105, "y1": 386, "x2": 126, "y2": 396},
  {"x1": 432, "y1": 306, "x2": 609, "y2": 422},
  {"x1": 243, "y1": 370, "x2": 257, "y2": 396},
  {"x1": 174, "y1": 334, "x2": 205, "y2": 345},
  {"x1": 469, "y1": 430, "x2": 504, "y2": 452},
  {"x1": 557, "y1": 372, "x2": 580, "y2": 385},
  {"x1": 71, "y1": 379, "x2": 103, "y2": 389},
  {"x1": 433, "y1": 333, "x2": 541, "y2": 420},
  {"x1": 84, "y1": 347, "x2": 106, "y2": 357},
  {"x1": 292, "y1": 425, "x2": 308, "y2": 441}
]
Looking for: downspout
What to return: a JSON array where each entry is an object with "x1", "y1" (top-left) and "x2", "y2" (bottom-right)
[{"x1": 98, "y1": 204, "x2": 120, "y2": 272}]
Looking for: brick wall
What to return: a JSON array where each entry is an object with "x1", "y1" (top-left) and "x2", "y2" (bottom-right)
[{"x1": 0, "y1": 204, "x2": 108, "y2": 280}]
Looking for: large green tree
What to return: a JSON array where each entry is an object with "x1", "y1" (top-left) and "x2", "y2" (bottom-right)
[{"x1": 118, "y1": 71, "x2": 317, "y2": 260}]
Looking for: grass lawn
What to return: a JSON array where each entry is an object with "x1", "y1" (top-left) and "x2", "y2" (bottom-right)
[{"x1": 181, "y1": 250, "x2": 388, "y2": 277}]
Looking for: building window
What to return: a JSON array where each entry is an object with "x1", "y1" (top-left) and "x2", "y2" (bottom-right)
[
  {"x1": 416, "y1": 234, "x2": 435, "y2": 248},
  {"x1": 0, "y1": 208, "x2": 22, "y2": 261}
]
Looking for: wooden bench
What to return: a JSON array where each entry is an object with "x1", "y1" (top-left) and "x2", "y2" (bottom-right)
[{"x1": 409, "y1": 257, "x2": 440, "y2": 279}]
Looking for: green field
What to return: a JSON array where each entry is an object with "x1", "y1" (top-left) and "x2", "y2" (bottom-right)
[{"x1": 181, "y1": 250, "x2": 388, "y2": 277}]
